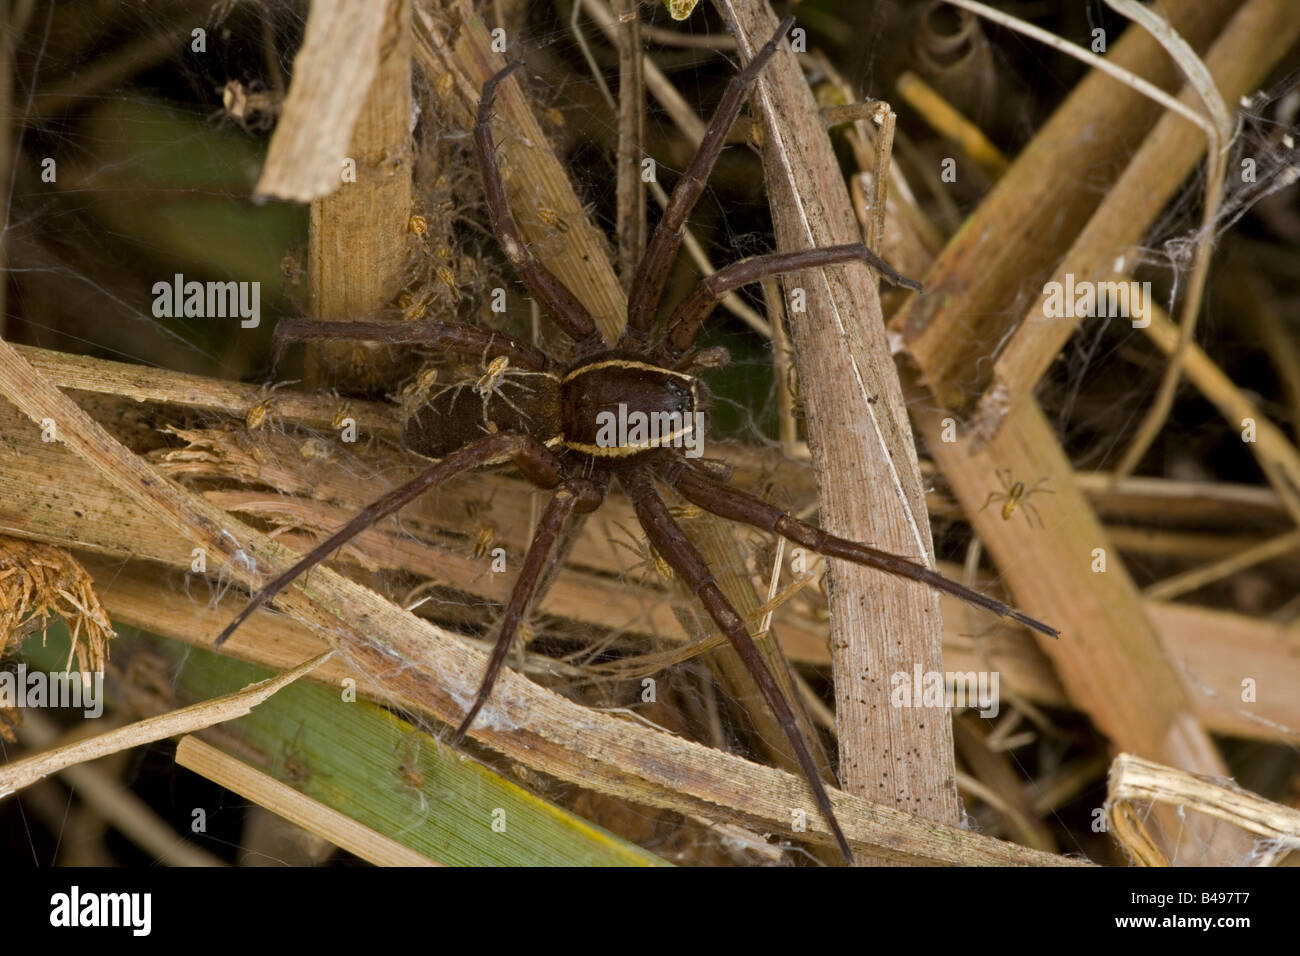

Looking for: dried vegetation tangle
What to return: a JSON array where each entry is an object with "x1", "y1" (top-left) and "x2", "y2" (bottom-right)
[{"x1": 1, "y1": 0, "x2": 1299, "y2": 867}]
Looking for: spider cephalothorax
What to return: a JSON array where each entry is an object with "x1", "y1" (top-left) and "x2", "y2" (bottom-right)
[{"x1": 216, "y1": 17, "x2": 1056, "y2": 863}]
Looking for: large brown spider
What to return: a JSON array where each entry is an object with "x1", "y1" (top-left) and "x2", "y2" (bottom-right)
[{"x1": 214, "y1": 18, "x2": 1056, "y2": 863}]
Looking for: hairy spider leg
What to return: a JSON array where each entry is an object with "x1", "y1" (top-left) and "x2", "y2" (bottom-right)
[
  {"x1": 450, "y1": 476, "x2": 605, "y2": 745},
  {"x1": 621, "y1": 467, "x2": 854, "y2": 863},
  {"x1": 213, "y1": 432, "x2": 565, "y2": 648},
  {"x1": 271, "y1": 318, "x2": 551, "y2": 373},
  {"x1": 623, "y1": 15, "x2": 796, "y2": 339},
  {"x1": 660, "y1": 460, "x2": 1060, "y2": 640},
  {"x1": 472, "y1": 354, "x2": 537, "y2": 423},
  {"x1": 476, "y1": 62, "x2": 601, "y2": 346},
  {"x1": 661, "y1": 243, "x2": 923, "y2": 361}
]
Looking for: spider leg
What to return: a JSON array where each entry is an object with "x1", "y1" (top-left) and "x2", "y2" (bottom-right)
[
  {"x1": 213, "y1": 432, "x2": 565, "y2": 648},
  {"x1": 271, "y1": 318, "x2": 550, "y2": 373},
  {"x1": 623, "y1": 16, "x2": 795, "y2": 340},
  {"x1": 476, "y1": 63, "x2": 601, "y2": 346},
  {"x1": 977, "y1": 490, "x2": 1002, "y2": 514},
  {"x1": 659, "y1": 460, "x2": 1060, "y2": 639},
  {"x1": 661, "y1": 244, "x2": 922, "y2": 359},
  {"x1": 490, "y1": 380, "x2": 536, "y2": 422},
  {"x1": 450, "y1": 476, "x2": 605, "y2": 745},
  {"x1": 1022, "y1": 500, "x2": 1045, "y2": 530},
  {"x1": 620, "y1": 467, "x2": 854, "y2": 864}
]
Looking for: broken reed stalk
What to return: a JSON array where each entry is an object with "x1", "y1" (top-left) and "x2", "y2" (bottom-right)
[
  {"x1": 865, "y1": 102, "x2": 898, "y2": 269},
  {"x1": 1107, "y1": 752, "x2": 1300, "y2": 866},
  {"x1": 965, "y1": 0, "x2": 1293, "y2": 443},
  {"x1": 302, "y1": 0, "x2": 414, "y2": 392},
  {"x1": 0, "y1": 649, "x2": 331, "y2": 799},
  {"x1": 256, "y1": 0, "x2": 402, "y2": 203},
  {"x1": 15, "y1": 344, "x2": 398, "y2": 436},
  {"x1": 415, "y1": 0, "x2": 625, "y2": 342},
  {"x1": 716, "y1": 0, "x2": 961, "y2": 841}
]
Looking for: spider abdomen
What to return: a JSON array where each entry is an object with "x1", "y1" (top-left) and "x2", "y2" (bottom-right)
[
  {"x1": 402, "y1": 369, "x2": 564, "y2": 460},
  {"x1": 560, "y1": 357, "x2": 706, "y2": 459}
]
